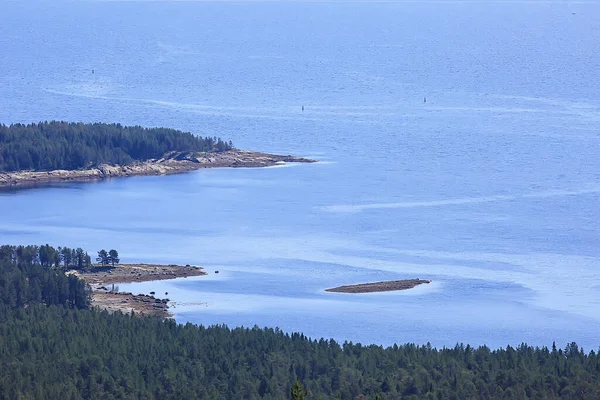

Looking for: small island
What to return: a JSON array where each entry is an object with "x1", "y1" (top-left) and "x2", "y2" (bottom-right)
[
  {"x1": 325, "y1": 279, "x2": 431, "y2": 293},
  {"x1": 0, "y1": 121, "x2": 316, "y2": 188}
]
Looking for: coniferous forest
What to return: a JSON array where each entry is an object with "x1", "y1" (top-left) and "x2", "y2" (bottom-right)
[
  {"x1": 1, "y1": 244, "x2": 600, "y2": 399},
  {"x1": 0, "y1": 121, "x2": 233, "y2": 172}
]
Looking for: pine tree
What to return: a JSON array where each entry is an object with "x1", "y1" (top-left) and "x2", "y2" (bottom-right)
[
  {"x1": 291, "y1": 377, "x2": 309, "y2": 400},
  {"x1": 96, "y1": 250, "x2": 109, "y2": 267},
  {"x1": 108, "y1": 250, "x2": 119, "y2": 267}
]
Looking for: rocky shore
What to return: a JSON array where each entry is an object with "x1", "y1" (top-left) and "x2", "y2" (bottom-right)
[
  {"x1": 325, "y1": 279, "x2": 431, "y2": 294},
  {"x1": 92, "y1": 291, "x2": 173, "y2": 317},
  {"x1": 72, "y1": 263, "x2": 207, "y2": 318},
  {"x1": 0, "y1": 150, "x2": 316, "y2": 188}
]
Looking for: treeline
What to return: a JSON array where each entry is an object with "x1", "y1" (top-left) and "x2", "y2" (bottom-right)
[
  {"x1": 2, "y1": 244, "x2": 94, "y2": 270},
  {"x1": 1, "y1": 245, "x2": 600, "y2": 399},
  {"x1": 0, "y1": 245, "x2": 90, "y2": 309},
  {"x1": 0, "y1": 121, "x2": 233, "y2": 172},
  {"x1": 1, "y1": 307, "x2": 600, "y2": 399}
]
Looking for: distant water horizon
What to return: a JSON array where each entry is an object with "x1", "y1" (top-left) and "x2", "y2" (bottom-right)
[{"x1": 1, "y1": 0, "x2": 600, "y2": 349}]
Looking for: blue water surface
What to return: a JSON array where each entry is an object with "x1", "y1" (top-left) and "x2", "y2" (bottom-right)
[{"x1": 1, "y1": 0, "x2": 600, "y2": 349}]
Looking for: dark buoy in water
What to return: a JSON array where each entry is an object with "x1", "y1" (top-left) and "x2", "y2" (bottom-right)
[
  {"x1": 424, "y1": 97, "x2": 427, "y2": 103},
  {"x1": 92, "y1": 69, "x2": 94, "y2": 74},
  {"x1": 302, "y1": 105, "x2": 304, "y2": 111}
]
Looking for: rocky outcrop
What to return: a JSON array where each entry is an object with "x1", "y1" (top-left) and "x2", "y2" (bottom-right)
[
  {"x1": 0, "y1": 150, "x2": 316, "y2": 188},
  {"x1": 91, "y1": 291, "x2": 172, "y2": 318},
  {"x1": 77, "y1": 263, "x2": 207, "y2": 285}
]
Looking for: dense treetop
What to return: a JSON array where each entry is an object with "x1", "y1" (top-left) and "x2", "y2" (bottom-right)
[
  {"x1": 0, "y1": 245, "x2": 91, "y2": 310},
  {"x1": 1, "y1": 244, "x2": 600, "y2": 399},
  {"x1": 0, "y1": 121, "x2": 233, "y2": 172}
]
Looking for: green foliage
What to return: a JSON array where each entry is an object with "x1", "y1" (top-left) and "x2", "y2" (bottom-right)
[
  {"x1": 0, "y1": 245, "x2": 91, "y2": 309},
  {"x1": 0, "y1": 121, "x2": 233, "y2": 172},
  {"x1": 108, "y1": 249, "x2": 120, "y2": 267},
  {"x1": 96, "y1": 249, "x2": 109, "y2": 266},
  {"x1": 97, "y1": 249, "x2": 120, "y2": 267},
  {"x1": 1, "y1": 244, "x2": 600, "y2": 399},
  {"x1": 10, "y1": 244, "x2": 93, "y2": 271},
  {"x1": 0, "y1": 310, "x2": 599, "y2": 399},
  {"x1": 291, "y1": 377, "x2": 309, "y2": 400}
]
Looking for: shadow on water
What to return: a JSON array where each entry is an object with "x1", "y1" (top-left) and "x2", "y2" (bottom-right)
[{"x1": 0, "y1": 178, "x2": 110, "y2": 195}]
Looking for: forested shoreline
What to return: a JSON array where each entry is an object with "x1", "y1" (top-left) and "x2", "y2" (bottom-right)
[
  {"x1": 1, "y1": 244, "x2": 600, "y2": 399},
  {"x1": 0, "y1": 121, "x2": 233, "y2": 172}
]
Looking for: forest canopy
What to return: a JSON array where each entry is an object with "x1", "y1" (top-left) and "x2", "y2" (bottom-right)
[
  {"x1": 0, "y1": 121, "x2": 233, "y2": 172},
  {"x1": 0, "y1": 244, "x2": 91, "y2": 310}
]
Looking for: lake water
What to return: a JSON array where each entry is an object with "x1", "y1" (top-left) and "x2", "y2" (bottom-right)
[{"x1": 1, "y1": 0, "x2": 600, "y2": 349}]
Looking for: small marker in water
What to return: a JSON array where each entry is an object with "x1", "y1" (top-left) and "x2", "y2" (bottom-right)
[
  {"x1": 302, "y1": 105, "x2": 304, "y2": 111},
  {"x1": 424, "y1": 97, "x2": 426, "y2": 103}
]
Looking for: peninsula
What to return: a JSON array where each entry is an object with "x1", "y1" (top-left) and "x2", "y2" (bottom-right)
[
  {"x1": 71, "y1": 263, "x2": 208, "y2": 318},
  {"x1": 0, "y1": 121, "x2": 315, "y2": 188},
  {"x1": 326, "y1": 279, "x2": 431, "y2": 293}
]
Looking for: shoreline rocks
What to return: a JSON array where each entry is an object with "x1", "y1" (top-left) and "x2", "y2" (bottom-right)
[
  {"x1": 73, "y1": 263, "x2": 208, "y2": 318},
  {"x1": 0, "y1": 150, "x2": 316, "y2": 189}
]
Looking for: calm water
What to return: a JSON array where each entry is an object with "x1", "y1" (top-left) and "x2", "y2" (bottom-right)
[{"x1": 1, "y1": 0, "x2": 600, "y2": 349}]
